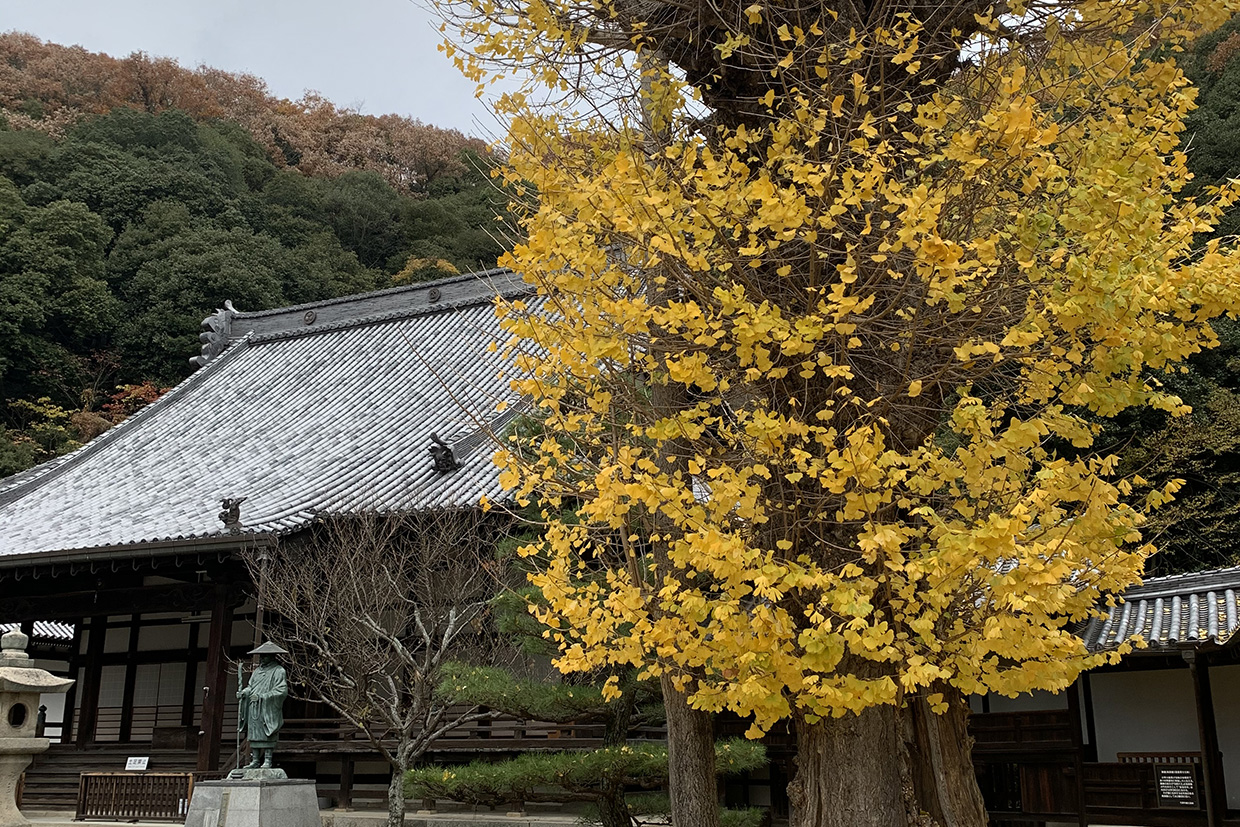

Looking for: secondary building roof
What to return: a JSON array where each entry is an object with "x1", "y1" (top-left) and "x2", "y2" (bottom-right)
[
  {"x1": 0, "y1": 621, "x2": 74, "y2": 641},
  {"x1": 0, "y1": 268, "x2": 529, "y2": 564},
  {"x1": 1080, "y1": 566, "x2": 1240, "y2": 654}
]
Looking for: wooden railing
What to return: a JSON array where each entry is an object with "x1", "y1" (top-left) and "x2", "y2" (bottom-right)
[
  {"x1": 93, "y1": 703, "x2": 237, "y2": 744},
  {"x1": 277, "y1": 707, "x2": 668, "y2": 754},
  {"x1": 75, "y1": 773, "x2": 194, "y2": 822},
  {"x1": 1085, "y1": 757, "x2": 1205, "y2": 812},
  {"x1": 975, "y1": 758, "x2": 1208, "y2": 819},
  {"x1": 1118, "y1": 751, "x2": 1201, "y2": 765}
]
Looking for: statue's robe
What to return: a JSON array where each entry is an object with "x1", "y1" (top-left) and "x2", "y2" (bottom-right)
[{"x1": 239, "y1": 663, "x2": 287, "y2": 748}]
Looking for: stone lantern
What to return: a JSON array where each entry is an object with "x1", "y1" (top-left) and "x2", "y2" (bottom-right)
[{"x1": 0, "y1": 630, "x2": 73, "y2": 827}]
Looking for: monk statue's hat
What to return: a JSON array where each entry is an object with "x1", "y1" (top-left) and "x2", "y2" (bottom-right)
[{"x1": 248, "y1": 641, "x2": 289, "y2": 656}]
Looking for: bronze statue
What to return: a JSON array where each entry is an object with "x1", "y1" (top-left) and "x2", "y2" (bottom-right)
[{"x1": 238, "y1": 641, "x2": 288, "y2": 769}]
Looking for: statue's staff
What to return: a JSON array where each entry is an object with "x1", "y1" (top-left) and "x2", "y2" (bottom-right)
[{"x1": 235, "y1": 661, "x2": 246, "y2": 768}]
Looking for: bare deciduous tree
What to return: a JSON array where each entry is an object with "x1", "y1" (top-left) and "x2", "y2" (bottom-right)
[{"x1": 246, "y1": 509, "x2": 514, "y2": 827}]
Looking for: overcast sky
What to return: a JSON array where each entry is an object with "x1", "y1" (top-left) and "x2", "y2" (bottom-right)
[{"x1": 0, "y1": 0, "x2": 504, "y2": 138}]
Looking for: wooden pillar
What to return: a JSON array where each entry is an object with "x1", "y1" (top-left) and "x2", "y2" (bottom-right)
[
  {"x1": 119, "y1": 614, "x2": 140, "y2": 742},
  {"x1": 1067, "y1": 678, "x2": 1088, "y2": 827},
  {"x1": 1186, "y1": 650, "x2": 1225, "y2": 827},
  {"x1": 1080, "y1": 672, "x2": 1098, "y2": 762},
  {"x1": 197, "y1": 587, "x2": 233, "y2": 771},
  {"x1": 339, "y1": 757, "x2": 355, "y2": 809},
  {"x1": 60, "y1": 619, "x2": 83, "y2": 743},
  {"x1": 252, "y1": 547, "x2": 270, "y2": 652},
  {"x1": 181, "y1": 621, "x2": 200, "y2": 728},
  {"x1": 75, "y1": 615, "x2": 106, "y2": 746}
]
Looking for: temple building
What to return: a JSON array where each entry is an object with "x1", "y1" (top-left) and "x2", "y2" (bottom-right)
[
  {"x1": 2, "y1": 266, "x2": 1240, "y2": 825},
  {"x1": 0, "y1": 268, "x2": 527, "y2": 807}
]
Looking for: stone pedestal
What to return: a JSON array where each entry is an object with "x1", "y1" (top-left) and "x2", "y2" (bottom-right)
[
  {"x1": 184, "y1": 777, "x2": 320, "y2": 827},
  {"x1": 0, "y1": 631, "x2": 73, "y2": 827},
  {"x1": 0, "y1": 750, "x2": 38, "y2": 827},
  {"x1": 228, "y1": 767, "x2": 289, "y2": 781}
]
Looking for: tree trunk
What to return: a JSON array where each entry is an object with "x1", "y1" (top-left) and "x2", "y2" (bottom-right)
[
  {"x1": 901, "y1": 689, "x2": 988, "y2": 827},
  {"x1": 594, "y1": 676, "x2": 637, "y2": 827},
  {"x1": 789, "y1": 706, "x2": 910, "y2": 827},
  {"x1": 604, "y1": 679, "x2": 636, "y2": 747},
  {"x1": 598, "y1": 780, "x2": 634, "y2": 827},
  {"x1": 662, "y1": 673, "x2": 720, "y2": 827},
  {"x1": 787, "y1": 695, "x2": 987, "y2": 827},
  {"x1": 387, "y1": 760, "x2": 408, "y2": 827}
]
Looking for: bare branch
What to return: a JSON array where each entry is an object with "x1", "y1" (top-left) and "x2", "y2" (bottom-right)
[{"x1": 243, "y1": 508, "x2": 523, "y2": 821}]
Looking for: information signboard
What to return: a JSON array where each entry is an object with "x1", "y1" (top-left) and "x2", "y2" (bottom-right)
[{"x1": 1154, "y1": 763, "x2": 1200, "y2": 809}]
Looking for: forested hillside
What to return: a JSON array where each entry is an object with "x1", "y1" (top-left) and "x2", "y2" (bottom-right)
[{"x1": 0, "y1": 35, "x2": 513, "y2": 476}]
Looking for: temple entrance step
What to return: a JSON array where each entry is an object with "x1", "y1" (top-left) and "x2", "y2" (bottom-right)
[{"x1": 20, "y1": 744, "x2": 220, "y2": 809}]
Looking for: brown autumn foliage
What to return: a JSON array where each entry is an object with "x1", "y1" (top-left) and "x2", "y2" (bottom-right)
[
  {"x1": 0, "y1": 32, "x2": 489, "y2": 192},
  {"x1": 1208, "y1": 30, "x2": 1240, "y2": 74}
]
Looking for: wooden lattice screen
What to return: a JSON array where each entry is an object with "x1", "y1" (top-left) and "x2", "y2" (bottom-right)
[{"x1": 75, "y1": 773, "x2": 194, "y2": 822}]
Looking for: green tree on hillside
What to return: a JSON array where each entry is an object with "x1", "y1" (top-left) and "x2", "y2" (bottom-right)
[{"x1": 0, "y1": 177, "x2": 114, "y2": 401}]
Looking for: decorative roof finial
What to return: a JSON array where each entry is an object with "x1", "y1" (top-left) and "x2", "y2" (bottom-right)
[
  {"x1": 190, "y1": 301, "x2": 238, "y2": 368},
  {"x1": 429, "y1": 434, "x2": 459, "y2": 473},
  {"x1": 219, "y1": 497, "x2": 246, "y2": 533}
]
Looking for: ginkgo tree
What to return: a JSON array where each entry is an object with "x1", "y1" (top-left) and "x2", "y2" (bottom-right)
[{"x1": 439, "y1": 0, "x2": 1240, "y2": 823}]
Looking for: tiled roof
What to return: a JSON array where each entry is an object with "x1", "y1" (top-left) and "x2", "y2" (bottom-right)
[
  {"x1": 0, "y1": 269, "x2": 530, "y2": 562},
  {"x1": 1080, "y1": 566, "x2": 1240, "y2": 653}
]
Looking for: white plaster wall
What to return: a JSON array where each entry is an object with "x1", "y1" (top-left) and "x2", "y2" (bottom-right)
[
  {"x1": 1090, "y1": 669, "x2": 1199, "y2": 762},
  {"x1": 139, "y1": 623, "x2": 190, "y2": 651},
  {"x1": 983, "y1": 689, "x2": 1068, "y2": 713},
  {"x1": 38, "y1": 692, "x2": 65, "y2": 738},
  {"x1": 103, "y1": 625, "x2": 129, "y2": 653}
]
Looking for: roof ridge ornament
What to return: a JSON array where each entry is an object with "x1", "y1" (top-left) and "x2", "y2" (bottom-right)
[
  {"x1": 219, "y1": 497, "x2": 246, "y2": 534},
  {"x1": 190, "y1": 300, "x2": 238, "y2": 368},
  {"x1": 429, "y1": 433, "x2": 460, "y2": 474}
]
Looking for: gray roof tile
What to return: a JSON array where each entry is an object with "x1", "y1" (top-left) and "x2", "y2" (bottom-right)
[
  {"x1": 1081, "y1": 566, "x2": 1240, "y2": 653},
  {"x1": 0, "y1": 269, "x2": 531, "y2": 561},
  {"x1": 0, "y1": 621, "x2": 74, "y2": 640}
]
